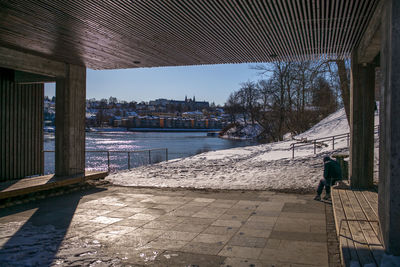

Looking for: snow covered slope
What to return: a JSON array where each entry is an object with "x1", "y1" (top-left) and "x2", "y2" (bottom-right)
[
  {"x1": 107, "y1": 108, "x2": 378, "y2": 192},
  {"x1": 296, "y1": 108, "x2": 349, "y2": 140}
]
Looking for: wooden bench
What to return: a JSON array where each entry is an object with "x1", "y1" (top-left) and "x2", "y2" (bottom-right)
[
  {"x1": 0, "y1": 171, "x2": 108, "y2": 200},
  {"x1": 332, "y1": 185, "x2": 384, "y2": 266}
]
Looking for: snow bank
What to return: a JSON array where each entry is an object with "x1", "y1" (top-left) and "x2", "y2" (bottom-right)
[
  {"x1": 107, "y1": 108, "x2": 379, "y2": 191},
  {"x1": 221, "y1": 123, "x2": 263, "y2": 140}
]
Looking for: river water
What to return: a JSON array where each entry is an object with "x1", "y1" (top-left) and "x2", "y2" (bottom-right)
[{"x1": 44, "y1": 131, "x2": 258, "y2": 174}]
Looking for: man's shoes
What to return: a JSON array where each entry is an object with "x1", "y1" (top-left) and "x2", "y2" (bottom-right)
[
  {"x1": 323, "y1": 194, "x2": 331, "y2": 200},
  {"x1": 314, "y1": 195, "x2": 321, "y2": 201}
]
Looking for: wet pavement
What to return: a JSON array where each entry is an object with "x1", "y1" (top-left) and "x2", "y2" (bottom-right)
[{"x1": 0, "y1": 186, "x2": 329, "y2": 266}]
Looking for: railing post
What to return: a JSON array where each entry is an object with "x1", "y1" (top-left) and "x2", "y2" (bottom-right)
[
  {"x1": 41, "y1": 151, "x2": 45, "y2": 175},
  {"x1": 314, "y1": 140, "x2": 316, "y2": 154},
  {"x1": 107, "y1": 151, "x2": 110, "y2": 172},
  {"x1": 332, "y1": 136, "x2": 335, "y2": 150},
  {"x1": 128, "y1": 152, "x2": 130, "y2": 170},
  {"x1": 292, "y1": 144, "x2": 294, "y2": 159},
  {"x1": 148, "y1": 150, "x2": 151, "y2": 164},
  {"x1": 166, "y1": 148, "x2": 168, "y2": 161}
]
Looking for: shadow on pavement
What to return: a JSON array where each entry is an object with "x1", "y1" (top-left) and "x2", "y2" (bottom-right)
[{"x1": 0, "y1": 187, "x2": 106, "y2": 266}]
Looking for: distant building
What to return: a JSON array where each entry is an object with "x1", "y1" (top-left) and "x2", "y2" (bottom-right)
[{"x1": 150, "y1": 96, "x2": 209, "y2": 111}]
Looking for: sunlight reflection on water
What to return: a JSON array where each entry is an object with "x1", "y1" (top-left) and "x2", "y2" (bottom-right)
[{"x1": 43, "y1": 131, "x2": 257, "y2": 174}]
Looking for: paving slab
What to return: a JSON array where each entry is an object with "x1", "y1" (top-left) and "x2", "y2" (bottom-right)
[
  {"x1": 259, "y1": 239, "x2": 329, "y2": 266},
  {"x1": 0, "y1": 186, "x2": 329, "y2": 266}
]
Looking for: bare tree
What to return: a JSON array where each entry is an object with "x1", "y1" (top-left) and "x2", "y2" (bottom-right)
[
  {"x1": 334, "y1": 59, "x2": 350, "y2": 124},
  {"x1": 237, "y1": 81, "x2": 260, "y2": 125},
  {"x1": 224, "y1": 60, "x2": 345, "y2": 142},
  {"x1": 224, "y1": 91, "x2": 242, "y2": 123},
  {"x1": 251, "y1": 61, "x2": 339, "y2": 140},
  {"x1": 312, "y1": 76, "x2": 338, "y2": 118}
]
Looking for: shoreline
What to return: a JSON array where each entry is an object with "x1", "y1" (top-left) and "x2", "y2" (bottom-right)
[{"x1": 127, "y1": 128, "x2": 221, "y2": 133}]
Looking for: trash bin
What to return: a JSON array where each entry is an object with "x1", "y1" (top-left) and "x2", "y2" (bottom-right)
[{"x1": 332, "y1": 154, "x2": 349, "y2": 180}]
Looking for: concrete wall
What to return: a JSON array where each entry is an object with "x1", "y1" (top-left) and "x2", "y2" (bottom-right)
[
  {"x1": 378, "y1": 0, "x2": 400, "y2": 256},
  {"x1": 0, "y1": 68, "x2": 44, "y2": 181}
]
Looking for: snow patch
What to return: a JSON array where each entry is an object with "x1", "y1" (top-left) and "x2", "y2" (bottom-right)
[{"x1": 221, "y1": 123, "x2": 263, "y2": 140}]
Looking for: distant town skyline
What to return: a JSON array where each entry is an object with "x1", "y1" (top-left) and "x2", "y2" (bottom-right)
[{"x1": 45, "y1": 63, "x2": 265, "y2": 105}]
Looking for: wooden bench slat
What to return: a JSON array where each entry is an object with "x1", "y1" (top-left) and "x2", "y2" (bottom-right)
[
  {"x1": 337, "y1": 190, "x2": 359, "y2": 264},
  {"x1": 340, "y1": 189, "x2": 376, "y2": 266},
  {"x1": 362, "y1": 190, "x2": 379, "y2": 218},
  {"x1": 340, "y1": 219, "x2": 356, "y2": 266},
  {"x1": 353, "y1": 190, "x2": 381, "y2": 239},
  {"x1": 332, "y1": 189, "x2": 346, "y2": 235},
  {"x1": 347, "y1": 190, "x2": 385, "y2": 265}
]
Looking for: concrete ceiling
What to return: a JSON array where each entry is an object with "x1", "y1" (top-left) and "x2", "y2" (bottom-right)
[{"x1": 0, "y1": 0, "x2": 379, "y2": 69}]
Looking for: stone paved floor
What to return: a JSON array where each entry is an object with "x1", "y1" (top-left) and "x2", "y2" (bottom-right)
[{"x1": 0, "y1": 186, "x2": 329, "y2": 266}]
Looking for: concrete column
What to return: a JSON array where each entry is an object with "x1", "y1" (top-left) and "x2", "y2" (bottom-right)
[
  {"x1": 55, "y1": 64, "x2": 86, "y2": 176},
  {"x1": 378, "y1": 0, "x2": 400, "y2": 256},
  {"x1": 349, "y1": 52, "x2": 375, "y2": 188}
]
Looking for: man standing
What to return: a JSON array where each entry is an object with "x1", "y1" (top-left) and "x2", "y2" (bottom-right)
[{"x1": 314, "y1": 156, "x2": 342, "y2": 201}]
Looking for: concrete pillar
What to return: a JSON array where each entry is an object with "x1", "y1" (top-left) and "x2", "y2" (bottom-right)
[
  {"x1": 55, "y1": 64, "x2": 86, "y2": 176},
  {"x1": 349, "y1": 52, "x2": 375, "y2": 188},
  {"x1": 378, "y1": 0, "x2": 400, "y2": 256}
]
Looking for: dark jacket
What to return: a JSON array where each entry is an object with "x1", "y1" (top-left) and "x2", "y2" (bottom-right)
[{"x1": 324, "y1": 159, "x2": 342, "y2": 182}]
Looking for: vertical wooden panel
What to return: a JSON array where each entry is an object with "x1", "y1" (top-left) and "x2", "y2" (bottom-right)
[
  {"x1": 28, "y1": 83, "x2": 32, "y2": 176},
  {"x1": 12, "y1": 77, "x2": 17, "y2": 178},
  {"x1": 0, "y1": 70, "x2": 44, "y2": 181},
  {"x1": 40, "y1": 86, "x2": 44, "y2": 175},
  {"x1": 22, "y1": 84, "x2": 27, "y2": 176},
  {"x1": 5, "y1": 72, "x2": 10, "y2": 178},
  {"x1": 16, "y1": 83, "x2": 20, "y2": 178},
  {"x1": 32, "y1": 86, "x2": 39, "y2": 175},
  {"x1": 0, "y1": 76, "x2": 5, "y2": 177}
]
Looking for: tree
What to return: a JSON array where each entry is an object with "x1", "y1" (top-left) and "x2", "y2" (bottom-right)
[
  {"x1": 108, "y1": 96, "x2": 118, "y2": 105},
  {"x1": 255, "y1": 62, "x2": 295, "y2": 139},
  {"x1": 224, "y1": 91, "x2": 243, "y2": 123},
  {"x1": 239, "y1": 81, "x2": 260, "y2": 125},
  {"x1": 334, "y1": 60, "x2": 350, "y2": 124},
  {"x1": 128, "y1": 101, "x2": 136, "y2": 109},
  {"x1": 224, "y1": 60, "x2": 344, "y2": 142},
  {"x1": 312, "y1": 76, "x2": 338, "y2": 117}
]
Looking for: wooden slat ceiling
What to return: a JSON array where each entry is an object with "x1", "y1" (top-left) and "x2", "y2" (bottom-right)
[{"x1": 0, "y1": 0, "x2": 379, "y2": 69}]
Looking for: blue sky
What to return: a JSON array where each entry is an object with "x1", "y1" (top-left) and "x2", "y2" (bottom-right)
[{"x1": 45, "y1": 63, "x2": 265, "y2": 105}]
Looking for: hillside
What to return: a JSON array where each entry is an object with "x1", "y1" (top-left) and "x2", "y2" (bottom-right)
[{"x1": 107, "y1": 108, "x2": 379, "y2": 192}]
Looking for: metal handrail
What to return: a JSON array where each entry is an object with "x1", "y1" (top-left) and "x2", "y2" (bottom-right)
[
  {"x1": 43, "y1": 148, "x2": 168, "y2": 172},
  {"x1": 290, "y1": 125, "x2": 379, "y2": 158}
]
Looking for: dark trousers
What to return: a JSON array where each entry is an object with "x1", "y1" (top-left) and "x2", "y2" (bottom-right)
[{"x1": 317, "y1": 178, "x2": 331, "y2": 196}]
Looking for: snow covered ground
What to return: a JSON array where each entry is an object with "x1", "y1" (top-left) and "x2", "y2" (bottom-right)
[
  {"x1": 107, "y1": 108, "x2": 379, "y2": 192},
  {"x1": 221, "y1": 123, "x2": 263, "y2": 140}
]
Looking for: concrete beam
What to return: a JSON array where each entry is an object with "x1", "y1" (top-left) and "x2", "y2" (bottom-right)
[
  {"x1": 55, "y1": 64, "x2": 86, "y2": 177},
  {"x1": 378, "y1": 0, "x2": 400, "y2": 256},
  {"x1": 349, "y1": 51, "x2": 375, "y2": 188},
  {"x1": 357, "y1": 0, "x2": 384, "y2": 64},
  {"x1": 14, "y1": 70, "x2": 55, "y2": 84},
  {"x1": 0, "y1": 47, "x2": 66, "y2": 77}
]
